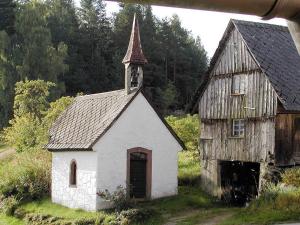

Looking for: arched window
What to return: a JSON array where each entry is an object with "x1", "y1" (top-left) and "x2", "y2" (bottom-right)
[{"x1": 70, "y1": 160, "x2": 77, "y2": 187}]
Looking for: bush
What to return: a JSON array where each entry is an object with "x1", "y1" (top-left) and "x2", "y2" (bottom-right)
[
  {"x1": 0, "y1": 150, "x2": 51, "y2": 202},
  {"x1": 97, "y1": 186, "x2": 130, "y2": 212},
  {"x1": 3, "y1": 114, "x2": 43, "y2": 152},
  {"x1": 250, "y1": 183, "x2": 300, "y2": 211},
  {"x1": 24, "y1": 213, "x2": 63, "y2": 224},
  {"x1": 166, "y1": 115, "x2": 199, "y2": 152},
  {"x1": 282, "y1": 168, "x2": 300, "y2": 187},
  {"x1": 118, "y1": 208, "x2": 156, "y2": 224},
  {"x1": 73, "y1": 217, "x2": 96, "y2": 225},
  {"x1": 0, "y1": 196, "x2": 19, "y2": 216}
]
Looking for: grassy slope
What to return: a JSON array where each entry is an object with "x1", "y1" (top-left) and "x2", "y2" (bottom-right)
[
  {"x1": 19, "y1": 186, "x2": 214, "y2": 225},
  {"x1": 220, "y1": 208, "x2": 300, "y2": 225},
  {"x1": 0, "y1": 214, "x2": 24, "y2": 225},
  {"x1": 178, "y1": 151, "x2": 201, "y2": 185},
  {"x1": 0, "y1": 144, "x2": 9, "y2": 153}
]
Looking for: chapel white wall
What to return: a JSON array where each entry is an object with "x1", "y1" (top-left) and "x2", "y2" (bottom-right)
[
  {"x1": 94, "y1": 93, "x2": 182, "y2": 209},
  {"x1": 51, "y1": 151, "x2": 97, "y2": 211}
]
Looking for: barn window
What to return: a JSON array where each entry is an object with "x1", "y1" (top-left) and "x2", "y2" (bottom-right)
[
  {"x1": 70, "y1": 160, "x2": 77, "y2": 187},
  {"x1": 232, "y1": 75, "x2": 246, "y2": 95},
  {"x1": 232, "y1": 119, "x2": 245, "y2": 137}
]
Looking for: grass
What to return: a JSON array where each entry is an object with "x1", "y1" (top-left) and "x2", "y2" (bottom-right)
[
  {"x1": 18, "y1": 186, "x2": 215, "y2": 225},
  {"x1": 0, "y1": 214, "x2": 24, "y2": 225},
  {"x1": 21, "y1": 199, "x2": 101, "y2": 220},
  {"x1": 220, "y1": 208, "x2": 300, "y2": 225},
  {"x1": 178, "y1": 151, "x2": 201, "y2": 185},
  {"x1": 0, "y1": 144, "x2": 11, "y2": 153}
]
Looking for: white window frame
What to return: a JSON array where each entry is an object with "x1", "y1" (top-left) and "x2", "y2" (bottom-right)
[
  {"x1": 232, "y1": 119, "x2": 245, "y2": 137},
  {"x1": 231, "y1": 74, "x2": 246, "y2": 95}
]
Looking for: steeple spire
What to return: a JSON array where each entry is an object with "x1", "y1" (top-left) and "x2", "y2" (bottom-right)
[
  {"x1": 123, "y1": 14, "x2": 148, "y2": 94},
  {"x1": 122, "y1": 14, "x2": 148, "y2": 65}
]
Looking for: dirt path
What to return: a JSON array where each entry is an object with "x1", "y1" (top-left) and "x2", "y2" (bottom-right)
[
  {"x1": 197, "y1": 211, "x2": 234, "y2": 225},
  {"x1": 0, "y1": 148, "x2": 15, "y2": 160},
  {"x1": 164, "y1": 210, "x2": 234, "y2": 225}
]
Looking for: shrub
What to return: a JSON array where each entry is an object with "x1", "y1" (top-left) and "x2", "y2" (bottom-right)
[
  {"x1": 250, "y1": 183, "x2": 300, "y2": 211},
  {"x1": 0, "y1": 150, "x2": 51, "y2": 202},
  {"x1": 282, "y1": 168, "x2": 300, "y2": 187},
  {"x1": 97, "y1": 186, "x2": 130, "y2": 212},
  {"x1": 118, "y1": 208, "x2": 156, "y2": 224},
  {"x1": 73, "y1": 217, "x2": 96, "y2": 225},
  {"x1": 166, "y1": 114, "x2": 199, "y2": 152},
  {"x1": 0, "y1": 196, "x2": 19, "y2": 216},
  {"x1": 3, "y1": 114, "x2": 43, "y2": 152}
]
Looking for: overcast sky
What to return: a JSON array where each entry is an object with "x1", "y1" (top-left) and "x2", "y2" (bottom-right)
[{"x1": 96, "y1": 1, "x2": 287, "y2": 57}]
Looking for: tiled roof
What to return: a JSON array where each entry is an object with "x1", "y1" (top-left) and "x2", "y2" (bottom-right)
[
  {"x1": 46, "y1": 89, "x2": 138, "y2": 151},
  {"x1": 122, "y1": 14, "x2": 148, "y2": 65},
  {"x1": 46, "y1": 89, "x2": 185, "y2": 151},
  {"x1": 233, "y1": 20, "x2": 300, "y2": 111}
]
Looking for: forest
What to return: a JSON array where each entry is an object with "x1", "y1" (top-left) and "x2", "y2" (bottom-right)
[{"x1": 0, "y1": 0, "x2": 208, "y2": 128}]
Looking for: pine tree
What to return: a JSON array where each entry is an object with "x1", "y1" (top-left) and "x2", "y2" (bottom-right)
[
  {"x1": 15, "y1": 1, "x2": 68, "y2": 86},
  {"x1": 77, "y1": 0, "x2": 114, "y2": 93},
  {"x1": 46, "y1": 0, "x2": 85, "y2": 95},
  {"x1": 0, "y1": 0, "x2": 16, "y2": 35}
]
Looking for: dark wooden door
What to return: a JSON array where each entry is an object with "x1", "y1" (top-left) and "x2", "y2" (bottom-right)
[
  {"x1": 130, "y1": 153, "x2": 147, "y2": 198},
  {"x1": 294, "y1": 118, "x2": 300, "y2": 158}
]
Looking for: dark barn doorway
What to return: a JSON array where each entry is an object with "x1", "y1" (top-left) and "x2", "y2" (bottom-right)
[
  {"x1": 129, "y1": 152, "x2": 147, "y2": 198},
  {"x1": 220, "y1": 161, "x2": 260, "y2": 206}
]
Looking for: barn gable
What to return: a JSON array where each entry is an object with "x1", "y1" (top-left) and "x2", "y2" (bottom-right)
[
  {"x1": 191, "y1": 19, "x2": 300, "y2": 114},
  {"x1": 199, "y1": 21, "x2": 278, "y2": 119}
]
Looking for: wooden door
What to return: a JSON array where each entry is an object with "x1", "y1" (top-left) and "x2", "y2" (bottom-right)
[
  {"x1": 130, "y1": 153, "x2": 147, "y2": 198},
  {"x1": 294, "y1": 118, "x2": 300, "y2": 158}
]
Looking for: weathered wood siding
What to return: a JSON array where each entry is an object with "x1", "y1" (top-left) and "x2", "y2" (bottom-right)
[
  {"x1": 199, "y1": 27, "x2": 278, "y2": 120},
  {"x1": 198, "y1": 26, "x2": 277, "y2": 163},
  {"x1": 200, "y1": 119, "x2": 275, "y2": 163},
  {"x1": 275, "y1": 111, "x2": 300, "y2": 166}
]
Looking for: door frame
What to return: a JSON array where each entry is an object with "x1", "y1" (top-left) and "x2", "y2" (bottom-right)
[{"x1": 127, "y1": 147, "x2": 152, "y2": 199}]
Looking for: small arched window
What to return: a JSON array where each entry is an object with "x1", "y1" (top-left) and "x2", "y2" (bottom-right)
[{"x1": 70, "y1": 160, "x2": 77, "y2": 187}]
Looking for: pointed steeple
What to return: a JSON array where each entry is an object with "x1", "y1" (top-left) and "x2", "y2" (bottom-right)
[{"x1": 122, "y1": 14, "x2": 148, "y2": 65}]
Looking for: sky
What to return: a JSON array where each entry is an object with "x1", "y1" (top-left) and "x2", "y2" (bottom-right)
[{"x1": 91, "y1": 1, "x2": 287, "y2": 57}]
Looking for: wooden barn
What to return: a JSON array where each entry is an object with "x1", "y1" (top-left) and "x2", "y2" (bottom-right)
[{"x1": 190, "y1": 19, "x2": 300, "y2": 203}]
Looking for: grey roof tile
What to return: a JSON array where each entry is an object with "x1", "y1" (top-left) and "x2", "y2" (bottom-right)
[
  {"x1": 46, "y1": 89, "x2": 138, "y2": 151},
  {"x1": 233, "y1": 20, "x2": 300, "y2": 111}
]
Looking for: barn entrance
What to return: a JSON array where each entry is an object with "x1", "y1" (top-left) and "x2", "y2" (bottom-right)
[
  {"x1": 127, "y1": 148, "x2": 152, "y2": 199},
  {"x1": 220, "y1": 161, "x2": 260, "y2": 206}
]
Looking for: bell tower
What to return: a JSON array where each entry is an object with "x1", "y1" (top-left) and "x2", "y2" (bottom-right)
[{"x1": 122, "y1": 14, "x2": 148, "y2": 94}]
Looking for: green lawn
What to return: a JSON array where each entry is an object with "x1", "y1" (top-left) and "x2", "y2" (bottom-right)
[
  {"x1": 17, "y1": 186, "x2": 215, "y2": 225},
  {"x1": 0, "y1": 214, "x2": 24, "y2": 225},
  {"x1": 178, "y1": 151, "x2": 201, "y2": 185},
  {"x1": 220, "y1": 208, "x2": 300, "y2": 225}
]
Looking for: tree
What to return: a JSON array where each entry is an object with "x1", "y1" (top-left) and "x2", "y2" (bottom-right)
[
  {"x1": 46, "y1": 0, "x2": 85, "y2": 95},
  {"x1": 77, "y1": 0, "x2": 114, "y2": 93},
  {"x1": 0, "y1": 0, "x2": 16, "y2": 35},
  {"x1": 3, "y1": 80, "x2": 74, "y2": 152},
  {"x1": 13, "y1": 80, "x2": 55, "y2": 119},
  {"x1": 15, "y1": 1, "x2": 68, "y2": 87},
  {"x1": 0, "y1": 31, "x2": 18, "y2": 127}
]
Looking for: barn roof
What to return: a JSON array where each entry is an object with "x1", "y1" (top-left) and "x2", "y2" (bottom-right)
[
  {"x1": 46, "y1": 89, "x2": 184, "y2": 151},
  {"x1": 188, "y1": 19, "x2": 300, "y2": 113},
  {"x1": 234, "y1": 20, "x2": 300, "y2": 111}
]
